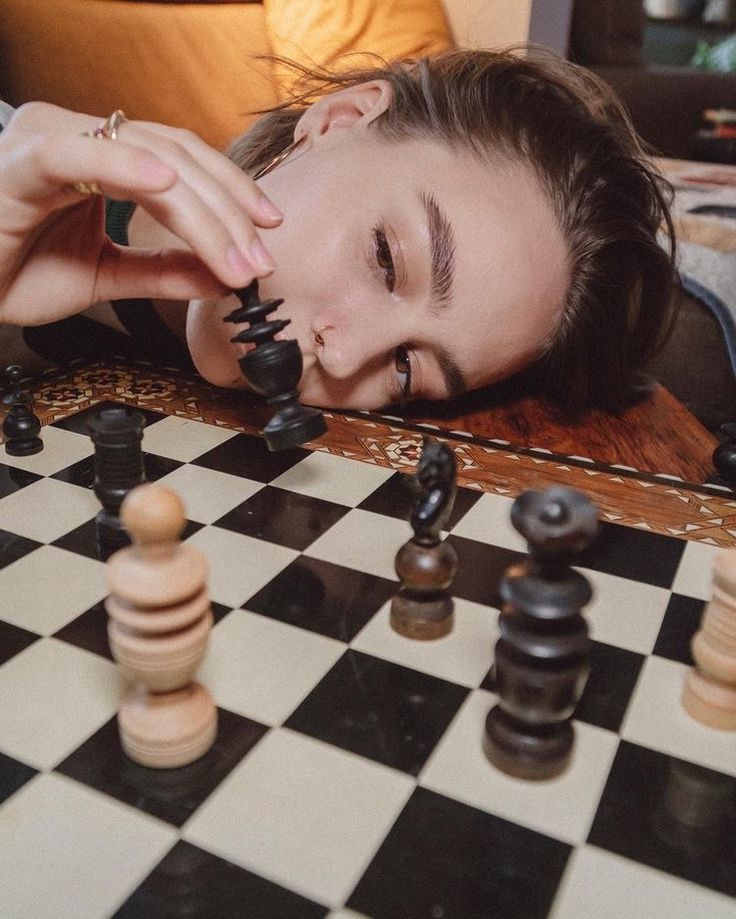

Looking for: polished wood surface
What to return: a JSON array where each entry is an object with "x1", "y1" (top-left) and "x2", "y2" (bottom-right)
[
  {"x1": 396, "y1": 383, "x2": 719, "y2": 485},
  {"x1": 7, "y1": 360, "x2": 732, "y2": 547}
]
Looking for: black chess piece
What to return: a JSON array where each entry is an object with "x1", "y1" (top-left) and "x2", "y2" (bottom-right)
[
  {"x1": 2, "y1": 365, "x2": 43, "y2": 456},
  {"x1": 87, "y1": 406, "x2": 146, "y2": 559},
  {"x1": 713, "y1": 422, "x2": 736, "y2": 486},
  {"x1": 483, "y1": 486, "x2": 598, "y2": 780},
  {"x1": 391, "y1": 436, "x2": 458, "y2": 639},
  {"x1": 224, "y1": 281, "x2": 326, "y2": 452}
]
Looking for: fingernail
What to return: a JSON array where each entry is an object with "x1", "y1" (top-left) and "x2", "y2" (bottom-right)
[
  {"x1": 260, "y1": 197, "x2": 283, "y2": 222},
  {"x1": 227, "y1": 245, "x2": 253, "y2": 281},
  {"x1": 249, "y1": 238, "x2": 275, "y2": 273}
]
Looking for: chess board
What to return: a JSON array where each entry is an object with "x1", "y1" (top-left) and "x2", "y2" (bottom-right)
[{"x1": 1, "y1": 363, "x2": 735, "y2": 919}]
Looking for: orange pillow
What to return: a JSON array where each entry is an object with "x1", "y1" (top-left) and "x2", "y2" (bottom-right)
[
  {"x1": 0, "y1": 0, "x2": 279, "y2": 151},
  {"x1": 264, "y1": 0, "x2": 452, "y2": 95}
]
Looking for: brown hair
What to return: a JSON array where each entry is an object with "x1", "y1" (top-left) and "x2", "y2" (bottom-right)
[{"x1": 228, "y1": 49, "x2": 677, "y2": 415}]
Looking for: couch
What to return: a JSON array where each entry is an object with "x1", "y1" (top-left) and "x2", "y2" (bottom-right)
[{"x1": 0, "y1": 0, "x2": 452, "y2": 151}]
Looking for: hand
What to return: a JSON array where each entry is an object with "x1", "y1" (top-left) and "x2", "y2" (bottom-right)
[{"x1": 0, "y1": 102, "x2": 282, "y2": 325}]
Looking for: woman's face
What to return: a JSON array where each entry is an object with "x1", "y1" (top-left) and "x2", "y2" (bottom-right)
[{"x1": 188, "y1": 92, "x2": 569, "y2": 410}]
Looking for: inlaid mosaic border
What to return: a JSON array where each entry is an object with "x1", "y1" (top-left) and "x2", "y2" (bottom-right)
[{"x1": 4, "y1": 359, "x2": 735, "y2": 548}]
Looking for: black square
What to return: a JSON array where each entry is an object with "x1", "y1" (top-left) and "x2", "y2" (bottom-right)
[
  {"x1": 0, "y1": 619, "x2": 39, "y2": 666},
  {"x1": 214, "y1": 486, "x2": 349, "y2": 551},
  {"x1": 0, "y1": 462, "x2": 41, "y2": 499},
  {"x1": 445, "y1": 534, "x2": 525, "y2": 608},
  {"x1": 52, "y1": 451, "x2": 183, "y2": 489},
  {"x1": 577, "y1": 522, "x2": 685, "y2": 588},
  {"x1": 0, "y1": 750, "x2": 37, "y2": 806},
  {"x1": 588, "y1": 740, "x2": 736, "y2": 896},
  {"x1": 358, "y1": 471, "x2": 482, "y2": 529},
  {"x1": 246, "y1": 556, "x2": 396, "y2": 641},
  {"x1": 53, "y1": 600, "x2": 111, "y2": 659},
  {"x1": 114, "y1": 841, "x2": 327, "y2": 919},
  {"x1": 51, "y1": 401, "x2": 167, "y2": 436},
  {"x1": 653, "y1": 593, "x2": 705, "y2": 665},
  {"x1": 0, "y1": 528, "x2": 42, "y2": 571},
  {"x1": 348, "y1": 787, "x2": 571, "y2": 919},
  {"x1": 192, "y1": 433, "x2": 309, "y2": 482},
  {"x1": 575, "y1": 641, "x2": 645, "y2": 733},
  {"x1": 55, "y1": 599, "x2": 232, "y2": 660},
  {"x1": 53, "y1": 516, "x2": 203, "y2": 561},
  {"x1": 285, "y1": 650, "x2": 468, "y2": 776},
  {"x1": 56, "y1": 710, "x2": 269, "y2": 827}
]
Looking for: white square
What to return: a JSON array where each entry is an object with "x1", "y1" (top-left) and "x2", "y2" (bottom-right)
[
  {"x1": 271, "y1": 451, "x2": 394, "y2": 507},
  {"x1": 0, "y1": 424, "x2": 93, "y2": 476},
  {"x1": 450, "y1": 492, "x2": 524, "y2": 550},
  {"x1": 351, "y1": 597, "x2": 498, "y2": 688},
  {"x1": 0, "y1": 638, "x2": 124, "y2": 770},
  {"x1": 305, "y1": 508, "x2": 410, "y2": 580},
  {"x1": 580, "y1": 568, "x2": 671, "y2": 654},
  {"x1": 156, "y1": 463, "x2": 263, "y2": 524},
  {"x1": 0, "y1": 545, "x2": 107, "y2": 634},
  {"x1": 201, "y1": 610, "x2": 345, "y2": 724},
  {"x1": 672, "y1": 540, "x2": 724, "y2": 601},
  {"x1": 0, "y1": 772, "x2": 176, "y2": 919},
  {"x1": 420, "y1": 689, "x2": 619, "y2": 846},
  {"x1": 185, "y1": 526, "x2": 298, "y2": 608},
  {"x1": 184, "y1": 728, "x2": 415, "y2": 908},
  {"x1": 549, "y1": 845, "x2": 736, "y2": 919},
  {"x1": 621, "y1": 655, "x2": 736, "y2": 777},
  {"x1": 142, "y1": 415, "x2": 237, "y2": 462},
  {"x1": 0, "y1": 477, "x2": 98, "y2": 543}
]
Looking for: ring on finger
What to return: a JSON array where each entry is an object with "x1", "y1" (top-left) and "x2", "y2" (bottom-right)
[
  {"x1": 82, "y1": 108, "x2": 127, "y2": 141},
  {"x1": 70, "y1": 180, "x2": 103, "y2": 196}
]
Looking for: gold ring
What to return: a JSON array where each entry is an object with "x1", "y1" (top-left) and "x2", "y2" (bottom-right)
[
  {"x1": 82, "y1": 108, "x2": 127, "y2": 141},
  {"x1": 70, "y1": 181, "x2": 103, "y2": 196}
]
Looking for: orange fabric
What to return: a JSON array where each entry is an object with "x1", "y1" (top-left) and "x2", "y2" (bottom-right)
[
  {"x1": 263, "y1": 0, "x2": 452, "y2": 94},
  {"x1": 0, "y1": 0, "x2": 278, "y2": 150}
]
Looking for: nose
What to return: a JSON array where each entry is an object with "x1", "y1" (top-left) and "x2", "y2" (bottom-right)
[{"x1": 312, "y1": 299, "x2": 410, "y2": 381}]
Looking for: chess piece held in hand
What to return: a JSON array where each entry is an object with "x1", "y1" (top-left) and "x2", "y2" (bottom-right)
[
  {"x1": 391, "y1": 436, "x2": 458, "y2": 639},
  {"x1": 2, "y1": 365, "x2": 43, "y2": 456},
  {"x1": 224, "y1": 280, "x2": 326, "y2": 452},
  {"x1": 682, "y1": 547, "x2": 736, "y2": 730},
  {"x1": 106, "y1": 484, "x2": 217, "y2": 768},
  {"x1": 484, "y1": 486, "x2": 598, "y2": 780}
]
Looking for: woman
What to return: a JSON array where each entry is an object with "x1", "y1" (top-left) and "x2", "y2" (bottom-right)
[{"x1": 0, "y1": 50, "x2": 676, "y2": 415}]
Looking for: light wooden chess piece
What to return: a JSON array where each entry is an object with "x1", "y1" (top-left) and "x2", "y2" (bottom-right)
[
  {"x1": 105, "y1": 483, "x2": 217, "y2": 767},
  {"x1": 682, "y1": 548, "x2": 736, "y2": 730}
]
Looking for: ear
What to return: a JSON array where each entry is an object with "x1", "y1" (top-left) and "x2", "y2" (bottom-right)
[{"x1": 295, "y1": 80, "x2": 393, "y2": 143}]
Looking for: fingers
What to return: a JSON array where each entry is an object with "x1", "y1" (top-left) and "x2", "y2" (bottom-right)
[
  {"x1": 2, "y1": 102, "x2": 284, "y2": 290},
  {"x1": 111, "y1": 121, "x2": 282, "y2": 281}
]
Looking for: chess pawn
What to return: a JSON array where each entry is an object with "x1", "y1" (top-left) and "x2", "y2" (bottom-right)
[
  {"x1": 106, "y1": 484, "x2": 217, "y2": 768},
  {"x1": 2, "y1": 365, "x2": 42, "y2": 457},
  {"x1": 484, "y1": 487, "x2": 598, "y2": 780},
  {"x1": 682, "y1": 547, "x2": 736, "y2": 730}
]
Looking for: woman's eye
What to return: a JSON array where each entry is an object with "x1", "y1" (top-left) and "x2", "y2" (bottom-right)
[
  {"x1": 373, "y1": 227, "x2": 396, "y2": 293},
  {"x1": 395, "y1": 344, "x2": 413, "y2": 400}
]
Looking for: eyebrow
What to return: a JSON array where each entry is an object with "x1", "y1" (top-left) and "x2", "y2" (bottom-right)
[{"x1": 418, "y1": 190, "x2": 467, "y2": 399}]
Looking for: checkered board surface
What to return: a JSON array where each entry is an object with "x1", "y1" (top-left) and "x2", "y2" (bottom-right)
[{"x1": 1, "y1": 402, "x2": 735, "y2": 919}]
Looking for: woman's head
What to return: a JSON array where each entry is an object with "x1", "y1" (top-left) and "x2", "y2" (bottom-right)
[{"x1": 188, "y1": 49, "x2": 675, "y2": 413}]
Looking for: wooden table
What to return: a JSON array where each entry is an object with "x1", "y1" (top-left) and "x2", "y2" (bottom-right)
[{"x1": 9, "y1": 358, "x2": 731, "y2": 548}]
